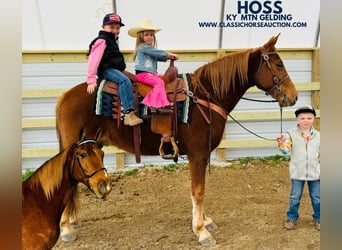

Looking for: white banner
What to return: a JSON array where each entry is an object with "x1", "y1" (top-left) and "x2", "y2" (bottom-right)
[{"x1": 22, "y1": 0, "x2": 320, "y2": 50}]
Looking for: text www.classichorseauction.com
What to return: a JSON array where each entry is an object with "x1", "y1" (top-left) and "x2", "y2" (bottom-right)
[
  {"x1": 198, "y1": 13, "x2": 307, "y2": 28},
  {"x1": 198, "y1": 19, "x2": 307, "y2": 28}
]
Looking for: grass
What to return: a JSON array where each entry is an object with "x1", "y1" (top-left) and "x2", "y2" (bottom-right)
[
  {"x1": 122, "y1": 168, "x2": 139, "y2": 176},
  {"x1": 162, "y1": 163, "x2": 182, "y2": 172},
  {"x1": 262, "y1": 155, "x2": 290, "y2": 166},
  {"x1": 121, "y1": 163, "x2": 184, "y2": 177},
  {"x1": 22, "y1": 169, "x2": 35, "y2": 181},
  {"x1": 237, "y1": 155, "x2": 290, "y2": 167}
]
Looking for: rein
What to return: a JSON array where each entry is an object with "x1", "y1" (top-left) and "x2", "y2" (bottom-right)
[
  {"x1": 191, "y1": 93, "x2": 283, "y2": 141},
  {"x1": 241, "y1": 97, "x2": 277, "y2": 103},
  {"x1": 228, "y1": 107, "x2": 283, "y2": 141},
  {"x1": 72, "y1": 140, "x2": 107, "y2": 184}
]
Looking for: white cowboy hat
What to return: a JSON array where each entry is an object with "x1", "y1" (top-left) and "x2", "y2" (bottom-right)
[{"x1": 128, "y1": 19, "x2": 161, "y2": 38}]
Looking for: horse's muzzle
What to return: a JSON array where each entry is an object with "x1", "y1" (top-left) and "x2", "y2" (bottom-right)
[{"x1": 94, "y1": 180, "x2": 112, "y2": 199}]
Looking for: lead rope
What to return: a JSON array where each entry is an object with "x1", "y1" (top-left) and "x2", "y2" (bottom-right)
[
  {"x1": 280, "y1": 107, "x2": 283, "y2": 134},
  {"x1": 228, "y1": 106, "x2": 283, "y2": 141}
]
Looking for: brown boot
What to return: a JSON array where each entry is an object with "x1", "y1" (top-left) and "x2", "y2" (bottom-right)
[
  {"x1": 124, "y1": 111, "x2": 143, "y2": 126},
  {"x1": 284, "y1": 220, "x2": 297, "y2": 230},
  {"x1": 314, "y1": 221, "x2": 320, "y2": 231}
]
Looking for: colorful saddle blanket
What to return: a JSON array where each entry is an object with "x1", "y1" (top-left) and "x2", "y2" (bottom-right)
[{"x1": 94, "y1": 73, "x2": 194, "y2": 124}]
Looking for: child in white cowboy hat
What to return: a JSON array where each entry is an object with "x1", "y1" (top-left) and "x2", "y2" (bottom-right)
[
  {"x1": 86, "y1": 13, "x2": 143, "y2": 126},
  {"x1": 128, "y1": 19, "x2": 179, "y2": 109}
]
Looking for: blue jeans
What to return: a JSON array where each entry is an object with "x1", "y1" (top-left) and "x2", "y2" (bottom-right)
[
  {"x1": 287, "y1": 179, "x2": 320, "y2": 222},
  {"x1": 103, "y1": 69, "x2": 135, "y2": 113}
]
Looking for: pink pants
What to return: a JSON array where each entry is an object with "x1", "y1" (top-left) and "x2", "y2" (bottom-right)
[{"x1": 136, "y1": 72, "x2": 170, "y2": 108}]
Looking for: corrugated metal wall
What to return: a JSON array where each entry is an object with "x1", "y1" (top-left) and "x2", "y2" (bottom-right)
[{"x1": 22, "y1": 57, "x2": 313, "y2": 171}]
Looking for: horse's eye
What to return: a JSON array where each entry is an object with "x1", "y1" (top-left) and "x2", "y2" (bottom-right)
[
  {"x1": 276, "y1": 63, "x2": 283, "y2": 68},
  {"x1": 80, "y1": 152, "x2": 88, "y2": 158}
]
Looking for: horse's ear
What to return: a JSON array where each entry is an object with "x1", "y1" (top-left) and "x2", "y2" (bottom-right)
[
  {"x1": 79, "y1": 127, "x2": 87, "y2": 142},
  {"x1": 273, "y1": 33, "x2": 281, "y2": 44},
  {"x1": 95, "y1": 127, "x2": 103, "y2": 142},
  {"x1": 263, "y1": 33, "x2": 281, "y2": 50}
]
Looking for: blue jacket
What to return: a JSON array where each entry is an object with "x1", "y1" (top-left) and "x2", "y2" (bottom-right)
[{"x1": 134, "y1": 44, "x2": 168, "y2": 74}]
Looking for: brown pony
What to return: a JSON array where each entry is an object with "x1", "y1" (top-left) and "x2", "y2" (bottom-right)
[
  {"x1": 22, "y1": 129, "x2": 111, "y2": 250},
  {"x1": 55, "y1": 35, "x2": 297, "y2": 246}
]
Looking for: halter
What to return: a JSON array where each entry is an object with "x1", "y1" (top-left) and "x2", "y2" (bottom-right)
[
  {"x1": 254, "y1": 47, "x2": 289, "y2": 101},
  {"x1": 72, "y1": 140, "x2": 107, "y2": 183}
]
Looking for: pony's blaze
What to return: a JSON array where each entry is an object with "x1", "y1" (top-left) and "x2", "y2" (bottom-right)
[
  {"x1": 76, "y1": 147, "x2": 111, "y2": 198},
  {"x1": 88, "y1": 171, "x2": 111, "y2": 198},
  {"x1": 278, "y1": 78, "x2": 298, "y2": 107}
]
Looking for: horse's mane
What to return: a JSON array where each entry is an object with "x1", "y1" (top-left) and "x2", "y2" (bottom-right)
[
  {"x1": 193, "y1": 49, "x2": 252, "y2": 99},
  {"x1": 27, "y1": 147, "x2": 72, "y2": 200}
]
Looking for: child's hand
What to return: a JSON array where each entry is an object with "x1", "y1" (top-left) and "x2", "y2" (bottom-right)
[
  {"x1": 168, "y1": 53, "x2": 179, "y2": 60},
  {"x1": 277, "y1": 133, "x2": 285, "y2": 144},
  {"x1": 87, "y1": 83, "x2": 97, "y2": 94}
]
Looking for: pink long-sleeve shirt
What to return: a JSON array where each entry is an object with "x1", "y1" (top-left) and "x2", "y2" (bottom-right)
[{"x1": 86, "y1": 39, "x2": 107, "y2": 84}]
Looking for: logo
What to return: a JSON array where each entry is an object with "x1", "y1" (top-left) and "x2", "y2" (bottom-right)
[{"x1": 109, "y1": 14, "x2": 120, "y2": 22}]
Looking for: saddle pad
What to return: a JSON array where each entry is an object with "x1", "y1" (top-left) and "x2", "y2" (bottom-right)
[
  {"x1": 94, "y1": 74, "x2": 194, "y2": 124},
  {"x1": 94, "y1": 80, "x2": 122, "y2": 118}
]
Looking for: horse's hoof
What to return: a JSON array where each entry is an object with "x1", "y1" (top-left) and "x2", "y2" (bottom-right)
[
  {"x1": 205, "y1": 222, "x2": 218, "y2": 233},
  {"x1": 200, "y1": 237, "x2": 216, "y2": 247},
  {"x1": 61, "y1": 233, "x2": 77, "y2": 242}
]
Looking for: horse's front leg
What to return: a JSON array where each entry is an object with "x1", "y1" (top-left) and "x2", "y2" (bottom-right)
[
  {"x1": 60, "y1": 207, "x2": 79, "y2": 242},
  {"x1": 60, "y1": 188, "x2": 80, "y2": 242},
  {"x1": 189, "y1": 158, "x2": 217, "y2": 247}
]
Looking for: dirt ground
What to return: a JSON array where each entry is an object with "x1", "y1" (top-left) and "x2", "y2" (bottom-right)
[{"x1": 53, "y1": 159, "x2": 320, "y2": 250}]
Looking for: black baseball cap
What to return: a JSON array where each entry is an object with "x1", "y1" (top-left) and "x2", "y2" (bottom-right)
[
  {"x1": 295, "y1": 105, "x2": 316, "y2": 117},
  {"x1": 103, "y1": 13, "x2": 125, "y2": 26}
]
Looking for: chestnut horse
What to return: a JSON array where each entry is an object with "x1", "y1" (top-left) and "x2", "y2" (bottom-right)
[
  {"x1": 22, "y1": 129, "x2": 111, "y2": 250},
  {"x1": 55, "y1": 35, "x2": 297, "y2": 246}
]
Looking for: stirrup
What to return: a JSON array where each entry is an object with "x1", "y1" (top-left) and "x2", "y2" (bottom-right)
[{"x1": 159, "y1": 136, "x2": 179, "y2": 160}]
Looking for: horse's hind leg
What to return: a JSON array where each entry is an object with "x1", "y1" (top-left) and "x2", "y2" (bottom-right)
[{"x1": 189, "y1": 156, "x2": 217, "y2": 247}]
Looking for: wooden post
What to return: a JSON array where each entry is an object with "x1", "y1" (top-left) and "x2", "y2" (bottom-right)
[
  {"x1": 116, "y1": 153, "x2": 125, "y2": 169},
  {"x1": 216, "y1": 127, "x2": 227, "y2": 161},
  {"x1": 311, "y1": 49, "x2": 320, "y2": 131}
]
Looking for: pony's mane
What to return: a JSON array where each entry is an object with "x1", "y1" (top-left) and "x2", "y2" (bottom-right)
[
  {"x1": 28, "y1": 147, "x2": 72, "y2": 200},
  {"x1": 193, "y1": 49, "x2": 252, "y2": 99}
]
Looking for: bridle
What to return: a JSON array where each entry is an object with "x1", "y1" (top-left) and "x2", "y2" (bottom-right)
[
  {"x1": 231, "y1": 47, "x2": 290, "y2": 139},
  {"x1": 72, "y1": 139, "x2": 107, "y2": 184},
  {"x1": 254, "y1": 47, "x2": 289, "y2": 101}
]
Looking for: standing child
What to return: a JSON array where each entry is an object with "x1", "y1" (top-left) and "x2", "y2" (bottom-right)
[
  {"x1": 87, "y1": 13, "x2": 143, "y2": 126},
  {"x1": 128, "y1": 19, "x2": 179, "y2": 110},
  {"x1": 277, "y1": 106, "x2": 320, "y2": 231}
]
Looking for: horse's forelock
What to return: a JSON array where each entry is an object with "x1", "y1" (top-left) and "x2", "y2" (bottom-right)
[
  {"x1": 31, "y1": 148, "x2": 70, "y2": 200},
  {"x1": 194, "y1": 49, "x2": 250, "y2": 99}
]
